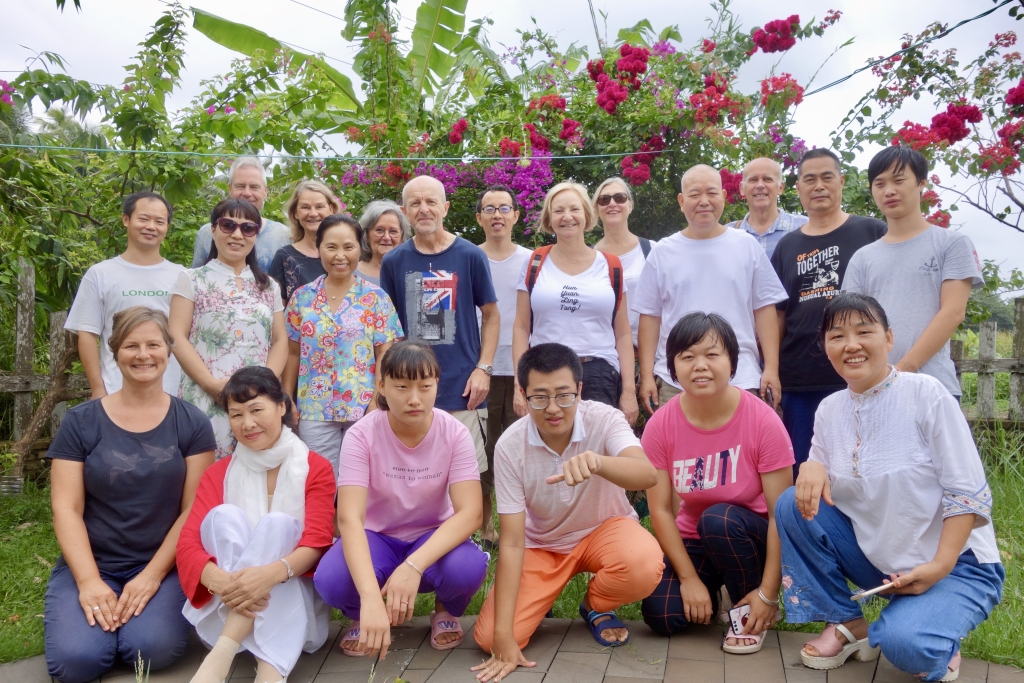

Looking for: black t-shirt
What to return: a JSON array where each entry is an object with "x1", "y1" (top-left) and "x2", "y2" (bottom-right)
[
  {"x1": 269, "y1": 245, "x2": 327, "y2": 306},
  {"x1": 47, "y1": 396, "x2": 217, "y2": 571},
  {"x1": 771, "y1": 215, "x2": 887, "y2": 391}
]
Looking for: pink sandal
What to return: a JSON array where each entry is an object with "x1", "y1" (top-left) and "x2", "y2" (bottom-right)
[
  {"x1": 800, "y1": 623, "x2": 879, "y2": 670},
  {"x1": 339, "y1": 621, "x2": 369, "y2": 657},
  {"x1": 429, "y1": 610, "x2": 464, "y2": 651},
  {"x1": 931, "y1": 652, "x2": 961, "y2": 682},
  {"x1": 722, "y1": 625, "x2": 764, "y2": 654}
]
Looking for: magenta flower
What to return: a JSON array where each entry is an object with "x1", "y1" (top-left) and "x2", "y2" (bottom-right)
[
  {"x1": 224, "y1": 105, "x2": 236, "y2": 114},
  {"x1": 206, "y1": 105, "x2": 216, "y2": 115}
]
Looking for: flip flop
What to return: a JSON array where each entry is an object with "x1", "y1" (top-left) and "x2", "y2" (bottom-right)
[
  {"x1": 800, "y1": 623, "x2": 879, "y2": 670},
  {"x1": 578, "y1": 603, "x2": 630, "y2": 648},
  {"x1": 722, "y1": 624, "x2": 764, "y2": 654},
  {"x1": 339, "y1": 621, "x2": 370, "y2": 657},
  {"x1": 430, "y1": 610, "x2": 464, "y2": 651},
  {"x1": 480, "y1": 538, "x2": 497, "y2": 553}
]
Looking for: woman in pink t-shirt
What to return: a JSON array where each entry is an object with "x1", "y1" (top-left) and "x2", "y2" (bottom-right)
[
  {"x1": 641, "y1": 312, "x2": 794, "y2": 654},
  {"x1": 313, "y1": 342, "x2": 488, "y2": 658}
]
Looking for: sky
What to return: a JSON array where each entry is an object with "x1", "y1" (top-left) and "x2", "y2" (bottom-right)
[{"x1": 4, "y1": 0, "x2": 1023, "y2": 287}]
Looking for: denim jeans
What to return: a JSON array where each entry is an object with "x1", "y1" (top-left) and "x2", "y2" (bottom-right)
[
  {"x1": 775, "y1": 488, "x2": 1004, "y2": 681},
  {"x1": 780, "y1": 389, "x2": 836, "y2": 469},
  {"x1": 44, "y1": 560, "x2": 190, "y2": 683},
  {"x1": 581, "y1": 358, "x2": 622, "y2": 408}
]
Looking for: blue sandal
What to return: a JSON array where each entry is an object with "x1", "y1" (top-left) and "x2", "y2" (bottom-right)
[{"x1": 578, "y1": 603, "x2": 630, "y2": 647}]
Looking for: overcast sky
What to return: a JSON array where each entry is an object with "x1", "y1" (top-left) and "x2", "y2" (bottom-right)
[{"x1": 5, "y1": 0, "x2": 1023, "y2": 287}]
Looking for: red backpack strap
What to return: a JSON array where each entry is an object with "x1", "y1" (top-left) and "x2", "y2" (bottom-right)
[
  {"x1": 600, "y1": 251, "x2": 624, "y2": 328},
  {"x1": 525, "y1": 245, "x2": 553, "y2": 334}
]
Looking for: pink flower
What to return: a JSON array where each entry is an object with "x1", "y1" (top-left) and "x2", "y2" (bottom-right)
[
  {"x1": 926, "y1": 210, "x2": 952, "y2": 228},
  {"x1": 499, "y1": 137, "x2": 522, "y2": 157},
  {"x1": 751, "y1": 15, "x2": 800, "y2": 54},
  {"x1": 702, "y1": 39, "x2": 717, "y2": 53},
  {"x1": 1006, "y1": 78, "x2": 1024, "y2": 115},
  {"x1": 760, "y1": 73, "x2": 804, "y2": 108},
  {"x1": 720, "y1": 168, "x2": 743, "y2": 204},
  {"x1": 206, "y1": 105, "x2": 216, "y2": 115},
  {"x1": 123, "y1": 84, "x2": 131, "y2": 92},
  {"x1": 224, "y1": 105, "x2": 236, "y2": 114}
]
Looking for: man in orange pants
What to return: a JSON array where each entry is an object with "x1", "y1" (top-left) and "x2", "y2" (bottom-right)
[{"x1": 472, "y1": 343, "x2": 664, "y2": 682}]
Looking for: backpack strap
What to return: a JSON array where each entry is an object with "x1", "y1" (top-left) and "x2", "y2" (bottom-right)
[
  {"x1": 525, "y1": 245, "x2": 553, "y2": 334},
  {"x1": 639, "y1": 237, "x2": 652, "y2": 258},
  {"x1": 599, "y1": 251, "x2": 624, "y2": 329}
]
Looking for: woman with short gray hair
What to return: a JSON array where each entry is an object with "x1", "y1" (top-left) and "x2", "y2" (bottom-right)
[{"x1": 356, "y1": 200, "x2": 411, "y2": 286}]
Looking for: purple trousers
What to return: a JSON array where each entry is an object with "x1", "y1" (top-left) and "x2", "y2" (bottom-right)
[{"x1": 314, "y1": 529, "x2": 488, "y2": 619}]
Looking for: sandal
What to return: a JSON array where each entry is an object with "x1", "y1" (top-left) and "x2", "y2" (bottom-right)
[
  {"x1": 801, "y1": 623, "x2": 879, "y2": 670},
  {"x1": 936, "y1": 652, "x2": 962, "y2": 682},
  {"x1": 578, "y1": 602, "x2": 630, "y2": 648},
  {"x1": 339, "y1": 622, "x2": 369, "y2": 657},
  {"x1": 722, "y1": 625, "x2": 764, "y2": 654},
  {"x1": 430, "y1": 610, "x2": 464, "y2": 651}
]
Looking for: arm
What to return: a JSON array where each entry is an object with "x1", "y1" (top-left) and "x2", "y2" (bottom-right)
[
  {"x1": 77, "y1": 332, "x2": 107, "y2": 400},
  {"x1": 547, "y1": 445, "x2": 657, "y2": 491},
  {"x1": 754, "y1": 304, "x2": 781, "y2": 408},
  {"x1": 283, "y1": 340, "x2": 300, "y2": 400},
  {"x1": 895, "y1": 278, "x2": 972, "y2": 373},
  {"x1": 511, "y1": 290, "x2": 533, "y2": 417},
  {"x1": 613, "y1": 296, "x2": 639, "y2": 426},
  {"x1": 265, "y1": 309, "x2": 289, "y2": 378},
  {"x1": 882, "y1": 513, "x2": 976, "y2": 596},
  {"x1": 637, "y1": 314, "x2": 662, "y2": 415},
  {"x1": 465, "y1": 302, "x2": 499, "y2": 410},
  {"x1": 776, "y1": 309, "x2": 786, "y2": 346},
  {"x1": 168, "y1": 294, "x2": 224, "y2": 399},
  {"x1": 735, "y1": 467, "x2": 792, "y2": 635}
]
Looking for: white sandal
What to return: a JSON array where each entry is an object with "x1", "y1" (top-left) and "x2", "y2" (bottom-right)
[
  {"x1": 722, "y1": 625, "x2": 764, "y2": 654},
  {"x1": 800, "y1": 623, "x2": 880, "y2": 670}
]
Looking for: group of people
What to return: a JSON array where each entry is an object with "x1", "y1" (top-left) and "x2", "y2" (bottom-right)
[{"x1": 43, "y1": 144, "x2": 1002, "y2": 683}]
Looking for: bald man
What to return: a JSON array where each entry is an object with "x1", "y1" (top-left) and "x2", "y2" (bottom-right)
[
  {"x1": 380, "y1": 175, "x2": 500, "y2": 475},
  {"x1": 632, "y1": 164, "x2": 788, "y2": 411},
  {"x1": 726, "y1": 157, "x2": 808, "y2": 259}
]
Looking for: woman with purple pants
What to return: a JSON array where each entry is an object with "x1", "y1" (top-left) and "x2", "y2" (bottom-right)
[{"x1": 313, "y1": 341, "x2": 488, "y2": 659}]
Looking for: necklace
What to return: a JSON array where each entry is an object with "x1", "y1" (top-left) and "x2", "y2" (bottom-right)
[{"x1": 557, "y1": 244, "x2": 590, "y2": 264}]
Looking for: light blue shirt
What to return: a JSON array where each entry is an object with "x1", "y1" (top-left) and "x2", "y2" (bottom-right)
[
  {"x1": 728, "y1": 209, "x2": 809, "y2": 259},
  {"x1": 191, "y1": 218, "x2": 292, "y2": 272}
]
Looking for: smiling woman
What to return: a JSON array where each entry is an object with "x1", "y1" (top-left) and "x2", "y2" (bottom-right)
[{"x1": 269, "y1": 180, "x2": 343, "y2": 306}]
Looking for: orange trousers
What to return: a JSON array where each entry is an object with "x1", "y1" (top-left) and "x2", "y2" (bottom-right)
[{"x1": 474, "y1": 516, "x2": 664, "y2": 651}]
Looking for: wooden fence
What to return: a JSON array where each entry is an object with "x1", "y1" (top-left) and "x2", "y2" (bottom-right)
[{"x1": 950, "y1": 297, "x2": 1024, "y2": 425}]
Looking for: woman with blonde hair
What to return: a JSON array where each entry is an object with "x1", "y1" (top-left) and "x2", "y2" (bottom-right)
[
  {"x1": 511, "y1": 181, "x2": 639, "y2": 424},
  {"x1": 356, "y1": 200, "x2": 411, "y2": 286},
  {"x1": 269, "y1": 180, "x2": 342, "y2": 305}
]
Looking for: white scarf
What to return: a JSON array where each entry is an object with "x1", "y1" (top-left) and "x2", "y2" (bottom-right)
[{"x1": 224, "y1": 426, "x2": 310, "y2": 531}]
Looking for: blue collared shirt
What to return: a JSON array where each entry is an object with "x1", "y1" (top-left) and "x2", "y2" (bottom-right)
[
  {"x1": 728, "y1": 209, "x2": 809, "y2": 259},
  {"x1": 191, "y1": 218, "x2": 292, "y2": 272}
]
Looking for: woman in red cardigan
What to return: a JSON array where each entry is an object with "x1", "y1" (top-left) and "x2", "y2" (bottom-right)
[{"x1": 177, "y1": 367, "x2": 336, "y2": 683}]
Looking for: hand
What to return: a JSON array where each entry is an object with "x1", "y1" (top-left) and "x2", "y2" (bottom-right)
[
  {"x1": 545, "y1": 450, "x2": 604, "y2": 487},
  {"x1": 113, "y1": 571, "x2": 161, "y2": 626},
  {"x1": 464, "y1": 368, "x2": 491, "y2": 410},
  {"x1": 679, "y1": 575, "x2": 713, "y2": 625},
  {"x1": 881, "y1": 561, "x2": 950, "y2": 596},
  {"x1": 619, "y1": 390, "x2": 639, "y2": 426},
  {"x1": 795, "y1": 461, "x2": 833, "y2": 520},
  {"x1": 78, "y1": 577, "x2": 119, "y2": 631},
  {"x1": 221, "y1": 563, "x2": 285, "y2": 614},
  {"x1": 512, "y1": 388, "x2": 529, "y2": 418},
  {"x1": 203, "y1": 564, "x2": 232, "y2": 596},
  {"x1": 204, "y1": 377, "x2": 228, "y2": 401},
  {"x1": 381, "y1": 561, "x2": 421, "y2": 626},
  {"x1": 358, "y1": 596, "x2": 392, "y2": 659},
  {"x1": 760, "y1": 370, "x2": 781, "y2": 409},
  {"x1": 471, "y1": 633, "x2": 536, "y2": 682},
  {"x1": 736, "y1": 588, "x2": 779, "y2": 636},
  {"x1": 639, "y1": 375, "x2": 659, "y2": 415}
]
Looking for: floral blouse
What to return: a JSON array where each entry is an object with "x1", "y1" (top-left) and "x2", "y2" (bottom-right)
[{"x1": 286, "y1": 275, "x2": 402, "y2": 423}]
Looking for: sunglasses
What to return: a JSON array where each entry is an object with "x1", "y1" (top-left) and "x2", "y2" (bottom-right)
[
  {"x1": 596, "y1": 192, "x2": 629, "y2": 206},
  {"x1": 215, "y1": 217, "x2": 261, "y2": 237}
]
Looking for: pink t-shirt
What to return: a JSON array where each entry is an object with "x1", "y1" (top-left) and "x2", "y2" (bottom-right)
[
  {"x1": 337, "y1": 408, "x2": 480, "y2": 542},
  {"x1": 641, "y1": 390, "x2": 794, "y2": 539}
]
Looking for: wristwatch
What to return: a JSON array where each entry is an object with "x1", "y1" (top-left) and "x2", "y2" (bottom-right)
[{"x1": 475, "y1": 363, "x2": 494, "y2": 376}]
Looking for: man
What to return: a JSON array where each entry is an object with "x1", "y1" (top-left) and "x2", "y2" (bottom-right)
[
  {"x1": 191, "y1": 156, "x2": 290, "y2": 271},
  {"x1": 633, "y1": 164, "x2": 788, "y2": 414},
  {"x1": 727, "y1": 157, "x2": 808, "y2": 259},
  {"x1": 843, "y1": 145, "x2": 982, "y2": 400},
  {"x1": 380, "y1": 175, "x2": 500, "y2": 479},
  {"x1": 475, "y1": 184, "x2": 532, "y2": 550},
  {"x1": 771, "y1": 148, "x2": 887, "y2": 467},
  {"x1": 471, "y1": 343, "x2": 662, "y2": 682},
  {"x1": 65, "y1": 192, "x2": 184, "y2": 398}
]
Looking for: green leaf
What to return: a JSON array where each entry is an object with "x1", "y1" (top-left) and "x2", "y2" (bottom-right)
[
  {"x1": 659, "y1": 25, "x2": 682, "y2": 43},
  {"x1": 616, "y1": 19, "x2": 655, "y2": 46},
  {"x1": 861, "y1": 106, "x2": 872, "y2": 116},
  {"x1": 876, "y1": 88, "x2": 889, "y2": 100},
  {"x1": 407, "y1": 0, "x2": 469, "y2": 97}
]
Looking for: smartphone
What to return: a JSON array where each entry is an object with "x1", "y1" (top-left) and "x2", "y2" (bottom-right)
[
  {"x1": 728, "y1": 604, "x2": 751, "y2": 635},
  {"x1": 765, "y1": 387, "x2": 774, "y2": 406}
]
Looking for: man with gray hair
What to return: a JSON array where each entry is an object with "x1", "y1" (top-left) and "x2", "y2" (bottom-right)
[
  {"x1": 727, "y1": 157, "x2": 808, "y2": 259},
  {"x1": 191, "y1": 156, "x2": 291, "y2": 271}
]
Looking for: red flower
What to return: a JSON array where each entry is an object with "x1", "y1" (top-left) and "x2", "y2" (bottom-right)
[
  {"x1": 595, "y1": 74, "x2": 630, "y2": 114},
  {"x1": 559, "y1": 118, "x2": 581, "y2": 140},
  {"x1": 635, "y1": 135, "x2": 666, "y2": 164},
  {"x1": 499, "y1": 137, "x2": 522, "y2": 157},
  {"x1": 344, "y1": 126, "x2": 363, "y2": 142},
  {"x1": 760, "y1": 73, "x2": 804, "y2": 108},
  {"x1": 892, "y1": 121, "x2": 940, "y2": 151},
  {"x1": 704, "y1": 72, "x2": 729, "y2": 91},
  {"x1": 978, "y1": 142, "x2": 1022, "y2": 176},
  {"x1": 616, "y1": 43, "x2": 650, "y2": 86},
  {"x1": 621, "y1": 156, "x2": 651, "y2": 186},
  {"x1": 368, "y1": 123, "x2": 388, "y2": 141},
  {"x1": 920, "y1": 190, "x2": 942, "y2": 209},
  {"x1": 528, "y1": 94, "x2": 567, "y2": 111},
  {"x1": 702, "y1": 39, "x2": 717, "y2": 53},
  {"x1": 586, "y1": 59, "x2": 606, "y2": 82},
  {"x1": 1007, "y1": 78, "x2": 1024, "y2": 115},
  {"x1": 720, "y1": 168, "x2": 743, "y2": 204},
  {"x1": 689, "y1": 86, "x2": 743, "y2": 125},
  {"x1": 998, "y1": 121, "x2": 1024, "y2": 151},
  {"x1": 448, "y1": 118, "x2": 468, "y2": 144},
  {"x1": 991, "y1": 32, "x2": 1017, "y2": 49},
  {"x1": 929, "y1": 103, "x2": 982, "y2": 144},
  {"x1": 751, "y1": 15, "x2": 800, "y2": 54},
  {"x1": 926, "y1": 210, "x2": 951, "y2": 228},
  {"x1": 523, "y1": 123, "x2": 550, "y2": 153}
]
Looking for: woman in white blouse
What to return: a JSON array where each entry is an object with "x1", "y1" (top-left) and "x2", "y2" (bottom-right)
[{"x1": 775, "y1": 293, "x2": 1003, "y2": 682}]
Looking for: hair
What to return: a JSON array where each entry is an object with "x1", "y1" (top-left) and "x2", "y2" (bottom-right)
[
  {"x1": 538, "y1": 182, "x2": 597, "y2": 234},
  {"x1": 221, "y1": 366, "x2": 297, "y2": 428},
  {"x1": 867, "y1": 145, "x2": 929, "y2": 186},
  {"x1": 228, "y1": 156, "x2": 268, "y2": 186},
  {"x1": 591, "y1": 177, "x2": 633, "y2": 221},
  {"x1": 666, "y1": 312, "x2": 740, "y2": 381},
  {"x1": 819, "y1": 293, "x2": 890, "y2": 346},
  {"x1": 122, "y1": 191, "x2": 173, "y2": 222},
  {"x1": 206, "y1": 197, "x2": 272, "y2": 290},
  {"x1": 107, "y1": 306, "x2": 174, "y2": 355},
  {"x1": 357, "y1": 200, "x2": 411, "y2": 262},
  {"x1": 797, "y1": 148, "x2": 842, "y2": 175},
  {"x1": 375, "y1": 341, "x2": 442, "y2": 410},
  {"x1": 315, "y1": 213, "x2": 363, "y2": 251},
  {"x1": 516, "y1": 343, "x2": 584, "y2": 392},
  {"x1": 283, "y1": 180, "x2": 342, "y2": 242},
  {"x1": 476, "y1": 184, "x2": 520, "y2": 213}
]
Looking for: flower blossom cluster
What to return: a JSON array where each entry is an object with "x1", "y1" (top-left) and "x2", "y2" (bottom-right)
[
  {"x1": 408, "y1": 132, "x2": 430, "y2": 154},
  {"x1": 920, "y1": 189, "x2": 942, "y2": 208},
  {"x1": 702, "y1": 40, "x2": 717, "y2": 54},
  {"x1": 523, "y1": 123, "x2": 551, "y2": 153},
  {"x1": 720, "y1": 168, "x2": 743, "y2": 204},
  {"x1": 1007, "y1": 78, "x2": 1024, "y2": 115},
  {"x1": 652, "y1": 40, "x2": 677, "y2": 57},
  {"x1": 449, "y1": 118, "x2": 468, "y2": 144},
  {"x1": 412, "y1": 162, "x2": 478, "y2": 194},
  {"x1": 484, "y1": 156, "x2": 553, "y2": 225},
  {"x1": 893, "y1": 102, "x2": 983, "y2": 149},
  {"x1": 206, "y1": 104, "x2": 236, "y2": 115},
  {"x1": 559, "y1": 118, "x2": 584, "y2": 152},
  {"x1": 615, "y1": 44, "x2": 650, "y2": 89},
  {"x1": 620, "y1": 136, "x2": 665, "y2": 186},
  {"x1": 926, "y1": 210, "x2": 951, "y2": 228},
  {"x1": 528, "y1": 94, "x2": 567, "y2": 112},
  {"x1": 0, "y1": 80, "x2": 14, "y2": 106},
  {"x1": 751, "y1": 15, "x2": 800, "y2": 55},
  {"x1": 689, "y1": 86, "x2": 743, "y2": 125},
  {"x1": 818, "y1": 10, "x2": 842, "y2": 31},
  {"x1": 760, "y1": 73, "x2": 804, "y2": 108},
  {"x1": 499, "y1": 137, "x2": 522, "y2": 158},
  {"x1": 991, "y1": 32, "x2": 1017, "y2": 49}
]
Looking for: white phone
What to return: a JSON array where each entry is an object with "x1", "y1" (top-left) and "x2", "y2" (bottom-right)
[{"x1": 728, "y1": 604, "x2": 751, "y2": 634}]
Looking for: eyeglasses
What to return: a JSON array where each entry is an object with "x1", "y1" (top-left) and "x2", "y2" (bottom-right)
[
  {"x1": 596, "y1": 192, "x2": 629, "y2": 207},
  {"x1": 480, "y1": 205, "x2": 514, "y2": 215},
  {"x1": 372, "y1": 227, "x2": 403, "y2": 238},
  {"x1": 215, "y1": 217, "x2": 261, "y2": 237},
  {"x1": 524, "y1": 392, "x2": 578, "y2": 410}
]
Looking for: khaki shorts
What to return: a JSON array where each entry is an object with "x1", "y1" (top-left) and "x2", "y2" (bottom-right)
[
  {"x1": 449, "y1": 408, "x2": 488, "y2": 474},
  {"x1": 656, "y1": 377, "x2": 682, "y2": 407}
]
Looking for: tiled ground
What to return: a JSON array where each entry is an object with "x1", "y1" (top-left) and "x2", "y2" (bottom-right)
[{"x1": 1, "y1": 618, "x2": 1020, "y2": 683}]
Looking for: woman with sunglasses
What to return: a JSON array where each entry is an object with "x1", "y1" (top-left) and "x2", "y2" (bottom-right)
[
  {"x1": 170, "y1": 198, "x2": 289, "y2": 459},
  {"x1": 356, "y1": 200, "x2": 411, "y2": 286},
  {"x1": 269, "y1": 180, "x2": 342, "y2": 306}
]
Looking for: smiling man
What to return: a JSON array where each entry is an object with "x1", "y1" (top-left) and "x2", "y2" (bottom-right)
[{"x1": 727, "y1": 157, "x2": 808, "y2": 258}]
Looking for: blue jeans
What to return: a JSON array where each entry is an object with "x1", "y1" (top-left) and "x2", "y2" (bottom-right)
[
  {"x1": 775, "y1": 488, "x2": 1004, "y2": 681},
  {"x1": 44, "y1": 560, "x2": 190, "y2": 683},
  {"x1": 780, "y1": 389, "x2": 836, "y2": 469}
]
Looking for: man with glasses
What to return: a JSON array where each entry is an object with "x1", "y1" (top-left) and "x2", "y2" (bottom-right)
[
  {"x1": 475, "y1": 184, "x2": 532, "y2": 551},
  {"x1": 191, "y1": 156, "x2": 291, "y2": 271},
  {"x1": 472, "y1": 343, "x2": 663, "y2": 681},
  {"x1": 726, "y1": 157, "x2": 808, "y2": 259}
]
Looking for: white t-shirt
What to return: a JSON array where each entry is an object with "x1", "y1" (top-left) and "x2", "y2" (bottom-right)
[
  {"x1": 517, "y1": 251, "x2": 622, "y2": 372},
  {"x1": 631, "y1": 229, "x2": 787, "y2": 390},
  {"x1": 482, "y1": 246, "x2": 532, "y2": 377},
  {"x1": 64, "y1": 256, "x2": 184, "y2": 395},
  {"x1": 617, "y1": 241, "x2": 650, "y2": 346}
]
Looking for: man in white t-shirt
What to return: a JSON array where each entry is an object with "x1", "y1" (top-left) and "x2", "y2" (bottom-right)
[
  {"x1": 65, "y1": 192, "x2": 185, "y2": 397},
  {"x1": 476, "y1": 184, "x2": 532, "y2": 550},
  {"x1": 633, "y1": 164, "x2": 788, "y2": 413}
]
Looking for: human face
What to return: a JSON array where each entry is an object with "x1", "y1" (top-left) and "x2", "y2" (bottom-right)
[
  {"x1": 211, "y1": 211, "x2": 257, "y2": 266},
  {"x1": 227, "y1": 394, "x2": 286, "y2": 451},
  {"x1": 797, "y1": 157, "x2": 845, "y2": 216},
  {"x1": 115, "y1": 321, "x2": 169, "y2": 385},
  {"x1": 228, "y1": 166, "x2": 268, "y2": 210},
  {"x1": 475, "y1": 191, "x2": 520, "y2": 241},
  {"x1": 740, "y1": 159, "x2": 783, "y2": 212},
  {"x1": 368, "y1": 213, "x2": 404, "y2": 260},
  {"x1": 672, "y1": 333, "x2": 733, "y2": 398},
  {"x1": 677, "y1": 168, "x2": 725, "y2": 230},
  {"x1": 871, "y1": 163, "x2": 927, "y2": 221},
  {"x1": 596, "y1": 182, "x2": 632, "y2": 226},
  {"x1": 122, "y1": 197, "x2": 169, "y2": 250},
  {"x1": 402, "y1": 177, "x2": 449, "y2": 237},
  {"x1": 380, "y1": 372, "x2": 438, "y2": 428},
  {"x1": 524, "y1": 368, "x2": 581, "y2": 442},
  {"x1": 295, "y1": 190, "x2": 332, "y2": 239},
  {"x1": 823, "y1": 312, "x2": 894, "y2": 394},
  {"x1": 549, "y1": 190, "x2": 587, "y2": 240},
  {"x1": 319, "y1": 223, "x2": 361, "y2": 281}
]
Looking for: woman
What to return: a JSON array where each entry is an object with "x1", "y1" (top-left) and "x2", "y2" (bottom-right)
[
  {"x1": 269, "y1": 180, "x2": 342, "y2": 305},
  {"x1": 776, "y1": 293, "x2": 1002, "y2": 680},
  {"x1": 177, "y1": 367, "x2": 336, "y2": 683},
  {"x1": 170, "y1": 197, "x2": 288, "y2": 459},
  {"x1": 356, "y1": 200, "x2": 411, "y2": 286},
  {"x1": 511, "y1": 181, "x2": 639, "y2": 425},
  {"x1": 44, "y1": 307, "x2": 215, "y2": 683},
  {"x1": 640, "y1": 312, "x2": 794, "y2": 654},
  {"x1": 283, "y1": 214, "x2": 403, "y2": 475},
  {"x1": 313, "y1": 342, "x2": 488, "y2": 657}
]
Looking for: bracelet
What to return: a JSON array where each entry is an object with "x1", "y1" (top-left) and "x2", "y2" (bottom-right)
[
  {"x1": 757, "y1": 588, "x2": 780, "y2": 606},
  {"x1": 405, "y1": 558, "x2": 423, "y2": 575},
  {"x1": 279, "y1": 558, "x2": 294, "y2": 582}
]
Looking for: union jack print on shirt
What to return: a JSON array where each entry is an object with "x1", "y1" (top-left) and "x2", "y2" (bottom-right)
[{"x1": 422, "y1": 270, "x2": 458, "y2": 310}]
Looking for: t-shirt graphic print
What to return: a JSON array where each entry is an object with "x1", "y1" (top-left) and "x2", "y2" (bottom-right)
[
  {"x1": 675, "y1": 445, "x2": 741, "y2": 493},
  {"x1": 405, "y1": 269, "x2": 458, "y2": 344},
  {"x1": 797, "y1": 245, "x2": 841, "y2": 303}
]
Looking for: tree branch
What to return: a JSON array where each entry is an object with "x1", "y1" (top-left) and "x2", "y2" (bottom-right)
[
  {"x1": 936, "y1": 181, "x2": 1023, "y2": 233},
  {"x1": 999, "y1": 178, "x2": 1024, "y2": 213}
]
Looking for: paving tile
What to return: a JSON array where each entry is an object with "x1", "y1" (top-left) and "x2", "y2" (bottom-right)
[
  {"x1": 557, "y1": 618, "x2": 609, "y2": 654},
  {"x1": 399, "y1": 671, "x2": 434, "y2": 683},
  {"x1": 663, "y1": 658, "x2": 724, "y2": 683},
  {"x1": 288, "y1": 621, "x2": 344, "y2": 683},
  {"x1": 762, "y1": 631, "x2": 781, "y2": 649},
  {"x1": 827, "y1": 657, "x2": 878, "y2": 683},
  {"x1": 605, "y1": 621, "x2": 668, "y2": 679},
  {"x1": 423, "y1": 647, "x2": 500, "y2": 682},
  {"x1": 776, "y1": 630, "x2": 814, "y2": 670},
  {"x1": 313, "y1": 673, "x2": 384, "y2": 683},
  {"x1": 545, "y1": 651, "x2": 611, "y2": 683},
  {"x1": 785, "y1": 668, "x2": 826, "y2": 683},
  {"x1": 0, "y1": 655, "x2": 50, "y2": 683},
  {"x1": 319, "y1": 644, "x2": 376, "y2": 675},
  {"x1": 989, "y1": 663, "x2": 1024, "y2": 683},
  {"x1": 874, "y1": 655, "x2": 920, "y2": 683},
  {"x1": 390, "y1": 617, "x2": 431, "y2": 651},
  {"x1": 960, "y1": 658, "x2": 990, "y2": 683},
  {"x1": 723, "y1": 643, "x2": 787, "y2": 683},
  {"x1": 365, "y1": 648, "x2": 418, "y2": 682},
  {"x1": 453, "y1": 614, "x2": 480, "y2": 649},
  {"x1": 229, "y1": 651, "x2": 257, "y2": 681},
  {"x1": 667, "y1": 624, "x2": 723, "y2": 662},
  {"x1": 406, "y1": 644, "x2": 451, "y2": 671}
]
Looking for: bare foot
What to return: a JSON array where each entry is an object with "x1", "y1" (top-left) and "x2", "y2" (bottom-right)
[
  {"x1": 725, "y1": 635, "x2": 760, "y2": 647},
  {"x1": 802, "y1": 618, "x2": 868, "y2": 657},
  {"x1": 340, "y1": 623, "x2": 364, "y2": 653}
]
